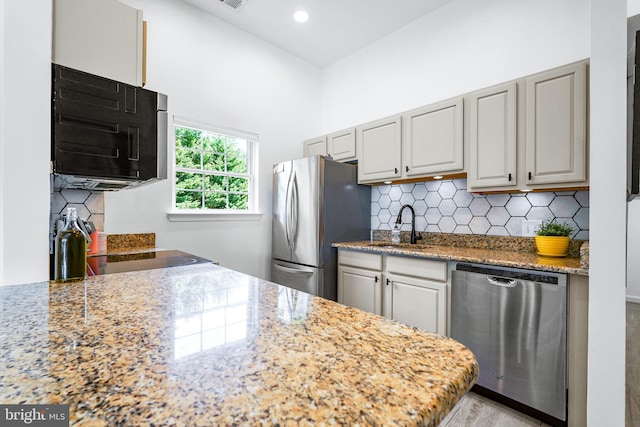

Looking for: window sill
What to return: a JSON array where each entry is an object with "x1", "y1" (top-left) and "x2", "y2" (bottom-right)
[{"x1": 167, "y1": 210, "x2": 263, "y2": 222}]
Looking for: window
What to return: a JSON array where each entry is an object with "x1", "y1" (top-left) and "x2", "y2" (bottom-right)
[{"x1": 173, "y1": 117, "x2": 258, "y2": 212}]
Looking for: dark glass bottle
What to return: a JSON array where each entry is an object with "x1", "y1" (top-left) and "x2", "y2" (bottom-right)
[{"x1": 54, "y1": 207, "x2": 87, "y2": 282}]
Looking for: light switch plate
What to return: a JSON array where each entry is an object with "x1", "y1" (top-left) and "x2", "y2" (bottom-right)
[{"x1": 522, "y1": 220, "x2": 542, "y2": 237}]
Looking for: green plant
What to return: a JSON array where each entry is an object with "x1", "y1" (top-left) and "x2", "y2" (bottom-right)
[{"x1": 536, "y1": 220, "x2": 574, "y2": 237}]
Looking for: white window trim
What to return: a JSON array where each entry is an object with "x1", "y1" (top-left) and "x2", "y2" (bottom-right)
[
  {"x1": 167, "y1": 210, "x2": 262, "y2": 222},
  {"x1": 168, "y1": 115, "x2": 262, "y2": 222}
]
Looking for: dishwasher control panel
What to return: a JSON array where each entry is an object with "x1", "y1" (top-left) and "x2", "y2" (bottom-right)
[{"x1": 455, "y1": 263, "x2": 560, "y2": 285}]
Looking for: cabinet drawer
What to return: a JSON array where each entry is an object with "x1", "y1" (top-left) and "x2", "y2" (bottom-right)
[
  {"x1": 386, "y1": 256, "x2": 447, "y2": 282},
  {"x1": 338, "y1": 250, "x2": 382, "y2": 270}
]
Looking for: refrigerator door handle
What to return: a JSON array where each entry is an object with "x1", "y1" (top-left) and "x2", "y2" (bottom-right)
[
  {"x1": 284, "y1": 169, "x2": 294, "y2": 251},
  {"x1": 273, "y1": 263, "x2": 315, "y2": 275},
  {"x1": 290, "y1": 173, "x2": 299, "y2": 247}
]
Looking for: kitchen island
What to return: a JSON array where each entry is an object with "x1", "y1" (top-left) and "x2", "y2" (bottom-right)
[{"x1": 0, "y1": 263, "x2": 477, "y2": 426}]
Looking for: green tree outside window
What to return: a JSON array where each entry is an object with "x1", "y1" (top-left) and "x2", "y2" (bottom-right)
[{"x1": 175, "y1": 126, "x2": 254, "y2": 210}]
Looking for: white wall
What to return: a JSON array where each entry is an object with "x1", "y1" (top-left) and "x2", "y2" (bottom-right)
[
  {"x1": 0, "y1": 1, "x2": 52, "y2": 286},
  {"x1": 588, "y1": 0, "x2": 627, "y2": 423},
  {"x1": 320, "y1": 0, "x2": 589, "y2": 134},
  {"x1": 0, "y1": 0, "x2": 5, "y2": 283},
  {"x1": 107, "y1": 0, "x2": 322, "y2": 279}
]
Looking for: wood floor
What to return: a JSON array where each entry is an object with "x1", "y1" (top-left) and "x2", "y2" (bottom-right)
[
  {"x1": 627, "y1": 302, "x2": 640, "y2": 427},
  {"x1": 440, "y1": 392, "x2": 552, "y2": 427},
  {"x1": 440, "y1": 302, "x2": 640, "y2": 427}
]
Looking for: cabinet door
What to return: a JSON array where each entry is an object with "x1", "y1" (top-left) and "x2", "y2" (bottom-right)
[
  {"x1": 386, "y1": 274, "x2": 446, "y2": 334},
  {"x1": 356, "y1": 116, "x2": 402, "y2": 183},
  {"x1": 303, "y1": 137, "x2": 327, "y2": 157},
  {"x1": 525, "y1": 62, "x2": 587, "y2": 185},
  {"x1": 337, "y1": 266, "x2": 382, "y2": 315},
  {"x1": 328, "y1": 128, "x2": 356, "y2": 161},
  {"x1": 53, "y1": 0, "x2": 144, "y2": 87},
  {"x1": 468, "y1": 82, "x2": 517, "y2": 189},
  {"x1": 403, "y1": 98, "x2": 463, "y2": 177}
]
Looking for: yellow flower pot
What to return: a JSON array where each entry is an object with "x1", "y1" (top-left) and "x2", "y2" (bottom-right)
[{"x1": 535, "y1": 235, "x2": 570, "y2": 257}]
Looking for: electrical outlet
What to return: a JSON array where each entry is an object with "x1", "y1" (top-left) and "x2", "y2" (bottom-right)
[{"x1": 522, "y1": 220, "x2": 542, "y2": 237}]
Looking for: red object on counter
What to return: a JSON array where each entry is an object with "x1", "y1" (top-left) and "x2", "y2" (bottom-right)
[{"x1": 88, "y1": 231, "x2": 99, "y2": 255}]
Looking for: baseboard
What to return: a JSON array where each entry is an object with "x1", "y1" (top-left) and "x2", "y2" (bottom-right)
[{"x1": 626, "y1": 295, "x2": 640, "y2": 303}]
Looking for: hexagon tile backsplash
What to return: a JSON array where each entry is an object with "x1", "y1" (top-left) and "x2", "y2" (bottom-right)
[
  {"x1": 51, "y1": 189, "x2": 104, "y2": 231},
  {"x1": 371, "y1": 178, "x2": 589, "y2": 240}
]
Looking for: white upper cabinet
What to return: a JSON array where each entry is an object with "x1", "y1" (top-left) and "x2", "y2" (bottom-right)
[
  {"x1": 302, "y1": 128, "x2": 355, "y2": 161},
  {"x1": 525, "y1": 61, "x2": 587, "y2": 185},
  {"x1": 403, "y1": 97, "x2": 464, "y2": 177},
  {"x1": 303, "y1": 136, "x2": 327, "y2": 157},
  {"x1": 356, "y1": 99, "x2": 464, "y2": 184},
  {"x1": 327, "y1": 128, "x2": 356, "y2": 161},
  {"x1": 301, "y1": 60, "x2": 588, "y2": 191},
  {"x1": 53, "y1": 0, "x2": 145, "y2": 87},
  {"x1": 467, "y1": 60, "x2": 588, "y2": 193},
  {"x1": 356, "y1": 115, "x2": 402, "y2": 183},
  {"x1": 468, "y1": 82, "x2": 517, "y2": 189}
]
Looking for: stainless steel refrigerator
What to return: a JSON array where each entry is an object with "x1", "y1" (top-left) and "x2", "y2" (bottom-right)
[{"x1": 271, "y1": 156, "x2": 371, "y2": 301}]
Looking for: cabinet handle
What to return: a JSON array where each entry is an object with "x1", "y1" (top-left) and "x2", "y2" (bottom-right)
[
  {"x1": 375, "y1": 275, "x2": 379, "y2": 283},
  {"x1": 508, "y1": 173, "x2": 512, "y2": 181},
  {"x1": 394, "y1": 167, "x2": 398, "y2": 174},
  {"x1": 528, "y1": 172, "x2": 532, "y2": 180},
  {"x1": 386, "y1": 278, "x2": 390, "y2": 286},
  {"x1": 406, "y1": 166, "x2": 409, "y2": 172}
]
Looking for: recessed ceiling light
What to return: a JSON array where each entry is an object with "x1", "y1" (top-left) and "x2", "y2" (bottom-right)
[{"x1": 293, "y1": 10, "x2": 309, "y2": 23}]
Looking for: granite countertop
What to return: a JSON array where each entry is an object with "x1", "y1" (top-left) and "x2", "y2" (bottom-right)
[
  {"x1": 0, "y1": 264, "x2": 478, "y2": 426},
  {"x1": 333, "y1": 239, "x2": 588, "y2": 276}
]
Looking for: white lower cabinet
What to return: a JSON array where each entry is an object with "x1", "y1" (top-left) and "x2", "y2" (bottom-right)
[
  {"x1": 337, "y1": 251, "x2": 383, "y2": 315},
  {"x1": 338, "y1": 265, "x2": 383, "y2": 315},
  {"x1": 337, "y1": 250, "x2": 447, "y2": 334}
]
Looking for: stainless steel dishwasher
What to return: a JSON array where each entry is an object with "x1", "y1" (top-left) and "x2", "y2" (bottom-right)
[{"x1": 451, "y1": 263, "x2": 567, "y2": 425}]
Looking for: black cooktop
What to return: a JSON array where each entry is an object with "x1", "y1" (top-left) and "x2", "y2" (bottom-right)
[{"x1": 87, "y1": 250, "x2": 213, "y2": 276}]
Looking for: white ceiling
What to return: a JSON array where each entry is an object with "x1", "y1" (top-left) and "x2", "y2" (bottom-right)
[{"x1": 181, "y1": 0, "x2": 454, "y2": 68}]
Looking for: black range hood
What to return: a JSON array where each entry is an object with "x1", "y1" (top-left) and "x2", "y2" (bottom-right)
[{"x1": 51, "y1": 64, "x2": 167, "y2": 191}]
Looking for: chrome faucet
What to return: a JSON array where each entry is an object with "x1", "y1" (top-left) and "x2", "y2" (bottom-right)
[{"x1": 395, "y1": 204, "x2": 420, "y2": 244}]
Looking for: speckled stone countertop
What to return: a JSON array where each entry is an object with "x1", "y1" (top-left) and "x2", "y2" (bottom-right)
[
  {"x1": 106, "y1": 233, "x2": 155, "y2": 253},
  {"x1": 333, "y1": 237, "x2": 588, "y2": 276},
  {"x1": 0, "y1": 264, "x2": 478, "y2": 426}
]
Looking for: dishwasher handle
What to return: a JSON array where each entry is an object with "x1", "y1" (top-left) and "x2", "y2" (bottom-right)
[{"x1": 487, "y1": 275, "x2": 517, "y2": 287}]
